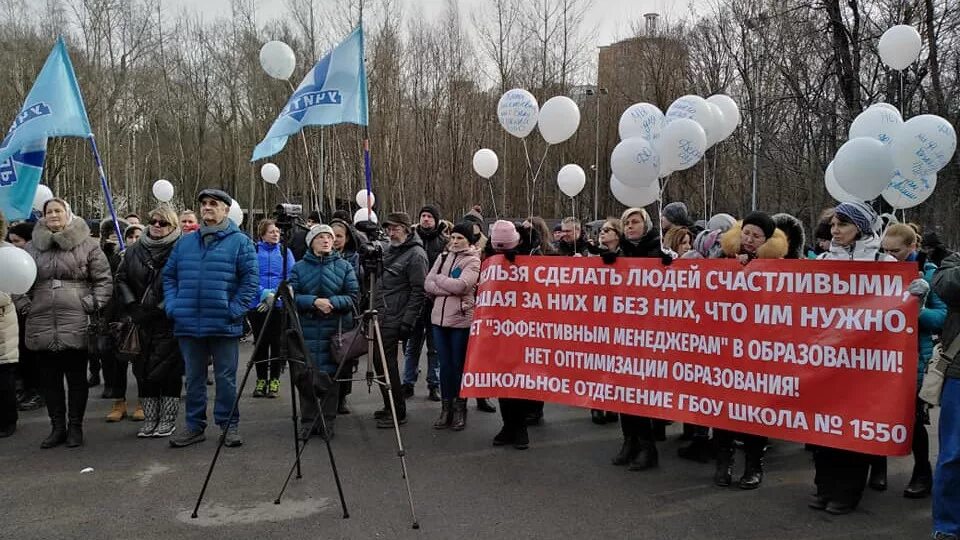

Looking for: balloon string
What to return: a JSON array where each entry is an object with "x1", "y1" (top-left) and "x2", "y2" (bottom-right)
[
  {"x1": 899, "y1": 71, "x2": 904, "y2": 117},
  {"x1": 702, "y1": 155, "x2": 708, "y2": 219},
  {"x1": 529, "y1": 144, "x2": 551, "y2": 217},
  {"x1": 288, "y1": 80, "x2": 318, "y2": 212},
  {"x1": 521, "y1": 138, "x2": 534, "y2": 218},
  {"x1": 488, "y1": 179, "x2": 500, "y2": 220},
  {"x1": 658, "y1": 177, "x2": 670, "y2": 254}
]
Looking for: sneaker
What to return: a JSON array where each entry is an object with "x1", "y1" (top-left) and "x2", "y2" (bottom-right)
[
  {"x1": 253, "y1": 379, "x2": 266, "y2": 398},
  {"x1": 18, "y1": 394, "x2": 43, "y2": 411},
  {"x1": 169, "y1": 428, "x2": 206, "y2": 448},
  {"x1": 268, "y1": 379, "x2": 280, "y2": 398},
  {"x1": 223, "y1": 425, "x2": 242, "y2": 447}
]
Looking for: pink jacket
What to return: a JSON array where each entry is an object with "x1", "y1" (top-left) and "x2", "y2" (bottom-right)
[{"x1": 424, "y1": 246, "x2": 481, "y2": 328}]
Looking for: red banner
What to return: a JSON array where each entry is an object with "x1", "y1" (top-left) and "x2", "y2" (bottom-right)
[{"x1": 462, "y1": 256, "x2": 921, "y2": 455}]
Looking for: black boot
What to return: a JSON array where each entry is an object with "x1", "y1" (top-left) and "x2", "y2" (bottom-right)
[
  {"x1": 450, "y1": 399, "x2": 467, "y2": 431},
  {"x1": 677, "y1": 437, "x2": 715, "y2": 463},
  {"x1": 513, "y1": 424, "x2": 529, "y2": 450},
  {"x1": 628, "y1": 440, "x2": 658, "y2": 471},
  {"x1": 739, "y1": 449, "x2": 764, "y2": 490},
  {"x1": 41, "y1": 385, "x2": 67, "y2": 449},
  {"x1": 433, "y1": 400, "x2": 452, "y2": 429},
  {"x1": 591, "y1": 409, "x2": 608, "y2": 425},
  {"x1": 65, "y1": 381, "x2": 87, "y2": 448},
  {"x1": 41, "y1": 421, "x2": 67, "y2": 449},
  {"x1": 869, "y1": 457, "x2": 888, "y2": 491},
  {"x1": 65, "y1": 424, "x2": 83, "y2": 448},
  {"x1": 476, "y1": 398, "x2": 497, "y2": 413},
  {"x1": 612, "y1": 437, "x2": 640, "y2": 466},
  {"x1": 653, "y1": 420, "x2": 667, "y2": 441},
  {"x1": 493, "y1": 399, "x2": 514, "y2": 446},
  {"x1": 714, "y1": 445, "x2": 735, "y2": 487},
  {"x1": 903, "y1": 461, "x2": 932, "y2": 499}
]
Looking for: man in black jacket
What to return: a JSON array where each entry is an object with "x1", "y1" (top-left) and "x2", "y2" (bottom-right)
[
  {"x1": 374, "y1": 212, "x2": 428, "y2": 428},
  {"x1": 288, "y1": 211, "x2": 322, "y2": 261},
  {"x1": 401, "y1": 205, "x2": 447, "y2": 401}
]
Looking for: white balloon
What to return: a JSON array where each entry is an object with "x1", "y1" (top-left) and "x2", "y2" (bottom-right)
[
  {"x1": 0, "y1": 246, "x2": 36, "y2": 294},
  {"x1": 824, "y1": 161, "x2": 861, "y2": 203},
  {"x1": 355, "y1": 189, "x2": 375, "y2": 208},
  {"x1": 849, "y1": 107, "x2": 902, "y2": 144},
  {"x1": 882, "y1": 169, "x2": 937, "y2": 209},
  {"x1": 707, "y1": 103, "x2": 726, "y2": 146},
  {"x1": 833, "y1": 137, "x2": 895, "y2": 200},
  {"x1": 618, "y1": 103, "x2": 666, "y2": 141},
  {"x1": 666, "y1": 95, "x2": 717, "y2": 144},
  {"x1": 260, "y1": 163, "x2": 280, "y2": 184},
  {"x1": 868, "y1": 102, "x2": 902, "y2": 119},
  {"x1": 891, "y1": 114, "x2": 957, "y2": 177},
  {"x1": 557, "y1": 164, "x2": 586, "y2": 197},
  {"x1": 472, "y1": 149, "x2": 499, "y2": 179},
  {"x1": 707, "y1": 94, "x2": 741, "y2": 140},
  {"x1": 497, "y1": 89, "x2": 539, "y2": 138},
  {"x1": 659, "y1": 118, "x2": 707, "y2": 171},
  {"x1": 878, "y1": 25, "x2": 922, "y2": 71},
  {"x1": 151, "y1": 179, "x2": 174, "y2": 202},
  {"x1": 353, "y1": 208, "x2": 378, "y2": 225},
  {"x1": 32, "y1": 185, "x2": 53, "y2": 211},
  {"x1": 259, "y1": 41, "x2": 296, "y2": 80},
  {"x1": 538, "y1": 96, "x2": 581, "y2": 145},
  {"x1": 610, "y1": 175, "x2": 660, "y2": 208},
  {"x1": 610, "y1": 137, "x2": 660, "y2": 188},
  {"x1": 228, "y1": 199, "x2": 244, "y2": 226}
]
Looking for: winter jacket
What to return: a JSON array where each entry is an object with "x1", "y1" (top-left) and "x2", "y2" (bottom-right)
[
  {"x1": 932, "y1": 253, "x2": 960, "y2": 379},
  {"x1": 913, "y1": 256, "x2": 947, "y2": 386},
  {"x1": 18, "y1": 217, "x2": 113, "y2": 352},
  {"x1": 376, "y1": 234, "x2": 428, "y2": 331},
  {"x1": 331, "y1": 218, "x2": 365, "y2": 286},
  {"x1": 249, "y1": 241, "x2": 296, "y2": 309},
  {"x1": 620, "y1": 229, "x2": 665, "y2": 259},
  {"x1": 116, "y1": 234, "x2": 183, "y2": 384},
  {"x1": 162, "y1": 219, "x2": 259, "y2": 337},
  {"x1": 817, "y1": 236, "x2": 897, "y2": 262},
  {"x1": 415, "y1": 222, "x2": 449, "y2": 266},
  {"x1": 424, "y1": 246, "x2": 481, "y2": 328},
  {"x1": 290, "y1": 250, "x2": 359, "y2": 374},
  {"x1": 288, "y1": 225, "x2": 310, "y2": 261},
  {"x1": 556, "y1": 235, "x2": 591, "y2": 257},
  {"x1": 720, "y1": 222, "x2": 789, "y2": 260},
  {"x1": 0, "y1": 288, "x2": 18, "y2": 365}
]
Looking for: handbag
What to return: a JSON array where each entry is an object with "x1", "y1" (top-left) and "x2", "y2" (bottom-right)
[
  {"x1": 117, "y1": 321, "x2": 142, "y2": 356},
  {"x1": 919, "y1": 336, "x2": 960, "y2": 406},
  {"x1": 330, "y1": 305, "x2": 367, "y2": 366}
]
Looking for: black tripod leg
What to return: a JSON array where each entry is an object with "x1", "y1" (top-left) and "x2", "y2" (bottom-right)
[{"x1": 287, "y1": 356, "x2": 303, "y2": 480}]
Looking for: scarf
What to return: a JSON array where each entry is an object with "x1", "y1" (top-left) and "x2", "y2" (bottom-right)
[{"x1": 199, "y1": 218, "x2": 230, "y2": 246}]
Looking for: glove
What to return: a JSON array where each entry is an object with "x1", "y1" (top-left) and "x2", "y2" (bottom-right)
[
  {"x1": 660, "y1": 252, "x2": 674, "y2": 266},
  {"x1": 257, "y1": 292, "x2": 276, "y2": 312},
  {"x1": 259, "y1": 289, "x2": 276, "y2": 302},
  {"x1": 908, "y1": 278, "x2": 930, "y2": 297},
  {"x1": 399, "y1": 323, "x2": 414, "y2": 340},
  {"x1": 601, "y1": 251, "x2": 618, "y2": 265}
]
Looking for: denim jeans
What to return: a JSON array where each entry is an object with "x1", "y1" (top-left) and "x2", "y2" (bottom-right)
[
  {"x1": 432, "y1": 326, "x2": 470, "y2": 400},
  {"x1": 178, "y1": 336, "x2": 239, "y2": 432},
  {"x1": 402, "y1": 310, "x2": 439, "y2": 388},
  {"x1": 934, "y1": 377, "x2": 960, "y2": 537}
]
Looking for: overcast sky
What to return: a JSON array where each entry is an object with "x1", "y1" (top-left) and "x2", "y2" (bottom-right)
[{"x1": 163, "y1": 0, "x2": 701, "y2": 48}]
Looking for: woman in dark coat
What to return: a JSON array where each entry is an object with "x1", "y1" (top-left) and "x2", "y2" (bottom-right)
[
  {"x1": 289, "y1": 224, "x2": 359, "y2": 439},
  {"x1": 330, "y1": 218, "x2": 364, "y2": 414},
  {"x1": 115, "y1": 206, "x2": 184, "y2": 438}
]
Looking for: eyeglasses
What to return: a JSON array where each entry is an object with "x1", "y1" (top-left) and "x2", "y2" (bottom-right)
[{"x1": 149, "y1": 219, "x2": 171, "y2": 227}]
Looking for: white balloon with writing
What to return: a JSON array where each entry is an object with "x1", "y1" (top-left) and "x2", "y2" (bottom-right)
[
  {"x1": 666, "y1": 95, "x2": 717, "y2": 144},
  {"x1": 882, "y1": 170, "x2": 937, "y2": 209},
  {"x1": 259, "y1": 41, "x2": 296, "y2": 80},
  {"x1": 472, "y1": 149, "x2": 499, "y2": 179},
  {"x1": 707, "y1": 94, "x2": 741, "y2": 140},
  {"x1": 610, "y1": 175, "x2": 660, "y2": 208},
  {"x1": 557, "y1": 164, "x2": 586, "y2": 197},
  {"x1": 497, "y1": 89, "x2": 539, "y2": 138},
  {"x1": 833, "y1": 137, "x2": 895, "y2": 200},
  {"x1": 152, "y1": 179, "x2": 174, "y2": 202},
  {"x1": 32, "y1": 184, "x2": 53, "y2": 211},
  {"x1": 868, "y1": 102, "x2": 902, "y2": 120},
  {"x1": 610, "y1": 137, "x2": 660, "y2": 188},
  {"x1": 824, "y1": 161, "x2": 861, "y2": 203},
  {"x1": 659, "y1": 118, "x2": 707, "y2": 172},
  {"x1": 353, "y1": 208, "x2": 378, "y2": 224},
  {"x1": 355, "y1": 189, "x2": 375, "y2": 208},
  {"x1": 618, "y1": 103, "x2": 665, "y2": 141},
  {"x1": 890, "y1": 114, "x2": 957, "y2": 178},
  {"x1": 228, "y1": 199, "x2": 244, "y2": 226},
  {"x1": 849, "y1": 107, "x2": 902, "y2": 144},
  {"x1": 260, "y1": 163, "x2": 280, "y2": 184},
  {"x1": 878, "y1": 25, "x2": 922, "y2": 71},
  {"x1": 538, "y1": 96, "x2": 580, "y2": 145},
  {"x1": 0, "y1": 245, "x2": 37, "y2": 294}
]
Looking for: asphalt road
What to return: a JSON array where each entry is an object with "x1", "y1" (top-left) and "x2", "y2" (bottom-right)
[{"x1": 2, "y1": 344, "x2": 936, "y2": 540}]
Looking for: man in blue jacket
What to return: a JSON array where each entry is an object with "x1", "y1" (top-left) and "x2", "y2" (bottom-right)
[{"x1": 163, "y1": 189, "x2": 258, "y2": 448}]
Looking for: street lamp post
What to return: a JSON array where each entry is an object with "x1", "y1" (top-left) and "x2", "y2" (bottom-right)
[{"x1": 586, "y1": 87, "x2": 608, "y2": 221}]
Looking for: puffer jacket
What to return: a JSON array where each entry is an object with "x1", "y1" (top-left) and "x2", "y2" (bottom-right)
[
  {"x1": 162, "y1": 219, "x2": 259, "y2": 337},
  {"x1": 376, "y1": 234, "x2": 428, "y2": 330},
  {"x1": 290, "y1": 250, "x2": 359, "y2": 374},
  {"x1": 914, "y1": 257, "x2": 947, "y2": 386},
  {"x1": 932, "y1": 253, "x2": 960, "y2": 379},
  {"x1": 0, "y1": 287, "x2": 18, "y2": 364},
  {"x1": 18, "y1": 217, "x2": 113, "y2": 352},
  {"x1": 424, "y1": 245, "x2": 481, "y2": 328},
  {"x1": 249, "y1": 241, "x2": 296, "y2": 309},
  {"x1": 817, "y1": 236, "x2": 897, "y2": 262}
]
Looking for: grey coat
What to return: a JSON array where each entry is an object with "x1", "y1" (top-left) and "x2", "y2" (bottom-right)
[
  {"x1": 933, "y1": 252, "x2": 960, "y2": 379},
  {"x1": 376, "y1": 234, "x2": 428, "y2": 330},
  {"x1": 17, "y1": 217, "x2": 113, "y2": 352}
]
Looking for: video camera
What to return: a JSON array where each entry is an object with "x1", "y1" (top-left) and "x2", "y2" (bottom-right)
[
  {"x1": 354, "y1": 219, "x2": 385, "y2": 274},
  {"x1": 274, "y1": 203, "x2": 304, "y2": 234}
]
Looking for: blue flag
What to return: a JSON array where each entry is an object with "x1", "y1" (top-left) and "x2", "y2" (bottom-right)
[
  {"x1": 252, "y1": 26, "x2": 368, "y2": 161},
  {"x1": 0, "y1": 37, "x2": 92, "y2": 219}
]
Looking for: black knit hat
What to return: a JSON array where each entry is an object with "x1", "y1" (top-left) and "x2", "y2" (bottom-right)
[
  {"x1": 742, "y1": 211, "x2": 775, "y2": 240},
  {"x1": 451, "y1": 222, "x2": 478, "y2": 245},
  {"x1": 419, "y1": 205, "x2": 441, "y2": 223},
  {"x1": 308, "y1": 210, "x2": 322, "y2": 223},
  {"x1": 7, "y1": 221, "x2": 33, "y2": 242}
]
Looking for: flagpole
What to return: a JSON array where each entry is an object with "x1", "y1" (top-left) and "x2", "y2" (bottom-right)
[{"x1": 88, "y1": 135, "x2": 125, "y2": 251}]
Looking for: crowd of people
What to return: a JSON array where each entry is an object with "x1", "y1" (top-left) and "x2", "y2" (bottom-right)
[{"x1": 0, "y1": 190, "x2": 958, "y2": 539}]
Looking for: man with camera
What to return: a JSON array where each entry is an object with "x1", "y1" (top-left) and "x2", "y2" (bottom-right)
[
  {"x1": 373, "y1": 212, "x2": 428, "y2": 428},
  {"x1": 289, "y1": 210, "x2": 322, "y2": 261}
]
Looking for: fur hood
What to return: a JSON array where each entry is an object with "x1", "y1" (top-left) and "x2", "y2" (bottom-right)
[
  {"x1": 32, "y1": 216, "x2": 92, "y2": 252},
  {"x1": 772, "y1": 213, "x2": 806, "y2": 259},
  {"x1": 721, "y1": 221, "x2": 789, "y2": 260}
]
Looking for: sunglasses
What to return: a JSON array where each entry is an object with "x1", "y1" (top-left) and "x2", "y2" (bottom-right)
[{"x1": 149, "y1": 219, "x2": 171, "y2": 227}]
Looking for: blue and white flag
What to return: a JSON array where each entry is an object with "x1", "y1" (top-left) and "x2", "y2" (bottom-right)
[
  {"x1": 252, "y1": 26, "x2": 368, "y2": 161},
  {"x1": 0, "y1": 37, "x2": 92, "y2": 219}
]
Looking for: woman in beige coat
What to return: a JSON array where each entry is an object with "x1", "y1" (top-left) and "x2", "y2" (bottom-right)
[{"x1": 18, "y1": 199, "x2": 112, "y2": 448}]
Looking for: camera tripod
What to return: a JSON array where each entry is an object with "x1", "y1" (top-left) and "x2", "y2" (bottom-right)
[{"x1": 190, "y1": 243, "x2": 349, "y2": 520}]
